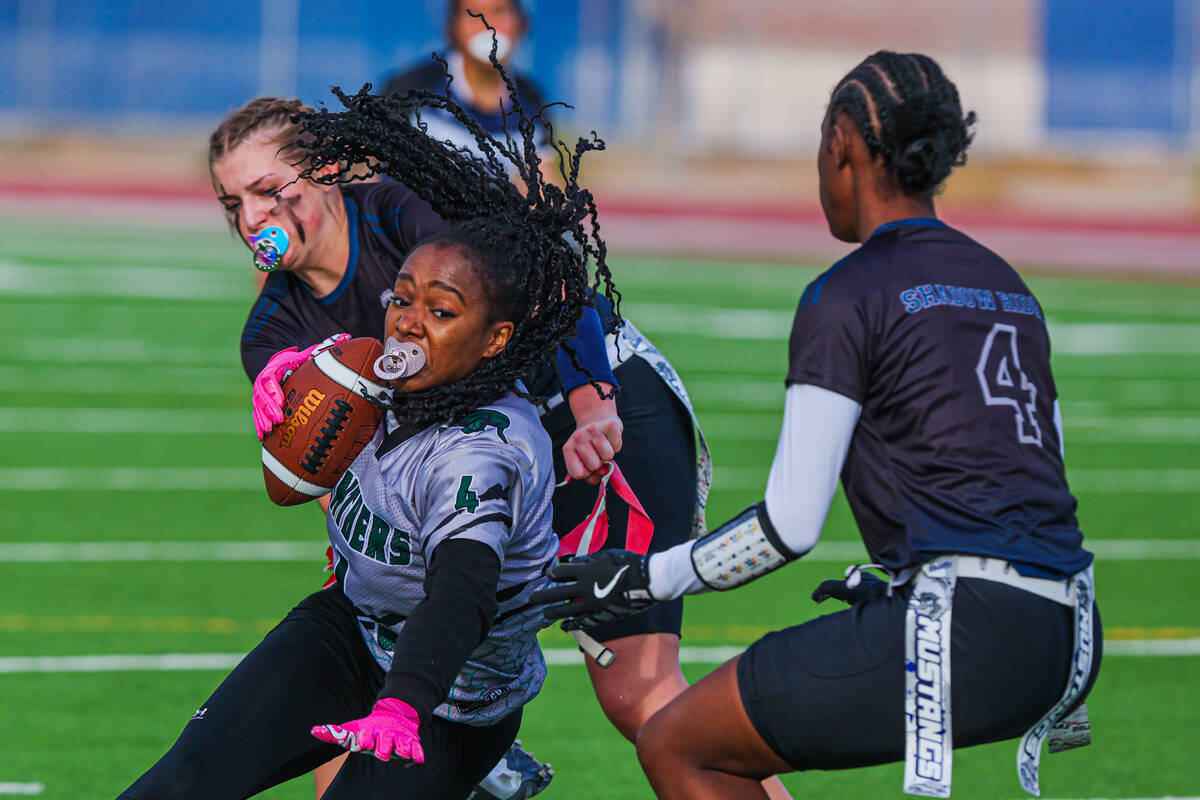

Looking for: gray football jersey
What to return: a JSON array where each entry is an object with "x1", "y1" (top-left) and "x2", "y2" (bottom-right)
[{"x1": 325, "y1": 391, "x2": 558, "y2": 725}]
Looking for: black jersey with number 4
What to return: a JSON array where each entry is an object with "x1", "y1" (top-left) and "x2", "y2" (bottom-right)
[
  {"x1": 788, "y1": 218, "x2": 1091, "y2": 578},
  {"x1": 240, "y1": 181, "x2": 446, "y2": 380}
]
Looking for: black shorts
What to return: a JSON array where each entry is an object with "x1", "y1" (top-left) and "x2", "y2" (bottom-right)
[
  {"x1": 546, "y1": 355, "x2": 696, "y2": 641},
  {"x1": 118, "y1": 585, "x2": 521, "y2": 800},
  {"x1": 736, "y1": 577, "x2": 1102, "y2": 770}
]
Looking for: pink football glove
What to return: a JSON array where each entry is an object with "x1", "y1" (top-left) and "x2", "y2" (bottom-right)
[
  {"x1": 311, "y1": 697, "x2": 425, "y2": 763},
  {"x1": 251, "y1": 333, "x2": 350, "y2": 440}
]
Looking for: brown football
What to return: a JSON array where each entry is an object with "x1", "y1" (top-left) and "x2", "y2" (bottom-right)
[{"x1": 261, "y1": 337, "x2": 386, "y2": 506}]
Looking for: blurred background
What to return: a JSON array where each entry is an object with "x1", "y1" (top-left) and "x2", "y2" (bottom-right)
[
  {"x1": 1, "y1": 3, "x2": 1199, "y2": 798},
  {"x1": 0, "y1": 0, "x2": 1197, "y2": 270},
  {"x1": 0, "y1": 3, "x2": 1195, "y2": 796}
]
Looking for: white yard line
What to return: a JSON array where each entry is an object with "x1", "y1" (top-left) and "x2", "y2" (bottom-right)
[
  {"x1": 2, "y1": 406, "x2": 1198, "y2": 443},
  {"x1": 0, "y1": 366, "x2": 242, "y2": 396},
  {"x1": 0, "y1": 408, "x2": 248, "y2": 435},
  {"x1": 0, "y1": 467, "x2": 260, "y2": 491},
  {"x1": 0, "y1": 785, "x2": 44, "y2": 796},
  {"x1": 713, "y1": 466, "x2": 1200, "y2": 494},
  {"x1": 1, "y1": 262, "x2": 1196, "y2": 354},
  {"x1": 3, "y1": 639, "x2": 1198, "y2": 674},
  {"x1": 0, "y1": 539, "x2": 1195, "y2": 564},
  {"x1": 699, "y1": 411, "x2": 1200, "y2": 443},
  {"x1": 11, "y1": 336, "x2": 230, "y2": 365},
  {"x1": 0, "y1": 541, "x2": 318, "y2": 562},
  {"x1": 0, "y1": 261, "x2": 246, "y2": 302}
]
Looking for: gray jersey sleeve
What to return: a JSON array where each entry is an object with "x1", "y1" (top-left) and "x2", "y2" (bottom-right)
[{"x1": 417, "y1": 443, "x2": 524, "y2": 562}]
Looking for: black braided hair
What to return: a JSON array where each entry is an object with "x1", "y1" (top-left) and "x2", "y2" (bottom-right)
[
  {"x1": 829, "y1": 51, "x2": 976, "y2": 195},
  {"x1": 294, "y1": 15, "x2": 620, "y2": 429}
]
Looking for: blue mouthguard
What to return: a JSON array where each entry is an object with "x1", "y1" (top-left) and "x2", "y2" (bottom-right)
[{"x1": 249, "y1": 227, "x2": 290, "y2": 272}]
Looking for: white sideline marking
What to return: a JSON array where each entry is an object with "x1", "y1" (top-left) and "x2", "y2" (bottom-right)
[
  {"x1": 0, "y1": 366, "x2": 242, "y2": 396},
  {"x1": 6, "y1": 466, "x2": 1200, "y2": 495},
  {"x1": 0, "y1": 541, "x2": 319, "y2": 563},
  {"x1": 0, "y1": 261, "x2": 246, "y2": 302},
  {"x1": 0, "y1": 784, "x2": 44, "y2": 796},
  {"x1": 3, "y1": 640, "x2": 1198, "y2": 674},
  {"x1": 1, "y1": 539, "x2": 1196, "y2": 564},
  {"x1": 0, "y1": 654, "x2": 245, "y2": 673},
  {"x1": 0, "y1": 467, "x2": 260, "y2": 491},
  {"x1": 11, "y1": 336, "x2": 229, "y2": 365},
  {"x1": 0, "y1": 408, "x2": 248, "y2": 435},
  {"x1": 4, "y1": 406, "x2": 1198, "y2": 443}
]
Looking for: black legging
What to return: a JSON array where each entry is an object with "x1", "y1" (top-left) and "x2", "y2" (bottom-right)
[{"x1": 117, "y1": 585, "x2": 521, "y2": 800}]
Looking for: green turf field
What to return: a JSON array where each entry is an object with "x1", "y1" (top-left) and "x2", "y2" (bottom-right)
[{"x1": 1, "y1": 215, "x2": 1198, "y2": 799}]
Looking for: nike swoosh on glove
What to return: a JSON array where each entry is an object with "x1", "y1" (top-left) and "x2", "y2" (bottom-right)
[
  {"x1": 311, "y1": 697, "x2": 425, "y2": 763},
  {"x1": 531, "y1": 550, "x2": 655, "y2": 631},
  {"x1": 252, "y1": 333, "x2": 350, "y2": 440}
]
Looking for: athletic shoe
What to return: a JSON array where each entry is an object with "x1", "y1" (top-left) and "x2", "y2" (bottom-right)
[{"x1": 466, "y1": 739, "x2": 554, "y2": 800}]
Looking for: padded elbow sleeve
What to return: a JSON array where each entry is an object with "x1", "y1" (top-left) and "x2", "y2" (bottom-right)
[{"x1": 691, "y1": 502, "x2": 798, "y2": 591}]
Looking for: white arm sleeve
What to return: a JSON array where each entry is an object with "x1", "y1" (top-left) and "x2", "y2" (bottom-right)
[
  {"x1": 647, "y1": 383, "x2": 862, "y2": 600},
  {"x1": 763, "y1": 383, "x2": 862, "y2": 554}
]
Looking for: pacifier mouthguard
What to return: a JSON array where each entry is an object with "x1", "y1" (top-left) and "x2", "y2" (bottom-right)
[
  {"x1": 374, "y1": 338, "x2": 426, "y2": 380},
  {"x1": 250, "y1": 227, "x2": 289, "y2": 272}
]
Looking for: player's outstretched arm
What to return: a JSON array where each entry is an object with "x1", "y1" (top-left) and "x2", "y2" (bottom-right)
[
  {"x1": 557, "y1": 305, "x2": 622, "y2": 483},
  {"x1": 534, "y1": 383, "x2": 864, "y2": 628},
  {"x1": 534, "y1": 501, "x2": 798, "y2": 630}
]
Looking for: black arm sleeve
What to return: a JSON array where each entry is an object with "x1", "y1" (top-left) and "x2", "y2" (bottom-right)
[{"x1": 379, "y1": 538, "x2": 501, "y2": 721}]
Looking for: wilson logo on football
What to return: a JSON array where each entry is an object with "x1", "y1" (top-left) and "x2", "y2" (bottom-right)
[{"x1": 279, "y1": 389, "x2": 327, "y2": 448}]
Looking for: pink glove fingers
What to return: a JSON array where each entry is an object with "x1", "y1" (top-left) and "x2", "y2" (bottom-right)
[
  {"x1": 251, "y1": 335, "x2": 350, "y2": 439},
  {"x1": 310, "y1": 697, "x2": 424, "y2": 764}
]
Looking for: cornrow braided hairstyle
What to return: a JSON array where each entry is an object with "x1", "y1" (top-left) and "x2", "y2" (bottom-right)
[
  {"x1": 294, "y1": 15, "x2": 620, "y2": 429},
  {"x1": 829, "y1": 51, "x2": 976, "y2": 195}
]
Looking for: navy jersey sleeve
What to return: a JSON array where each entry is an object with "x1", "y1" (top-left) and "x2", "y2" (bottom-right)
[
  {"x1": 786, "y1": 258, "x2": 873, "y2": 404},
  {"x1": 239, "y1": 274, "x2": 313, "y2": 380},
  {"x1": 555, "y1": 306, "x2": 617, "y2": 392},
  {"x1": 359, "y1": 181, "x2": 447, "y2": 254}
]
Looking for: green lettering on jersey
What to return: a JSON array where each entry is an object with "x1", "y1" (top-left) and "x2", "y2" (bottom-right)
[
  {"x1": 444, "y1": 409, "x2": 510, "y2": 443},
  {"x1": 388, "y1": 531, "x2": 411, "y2": 566},
  {"x1": 455, "y1": 475, "x2": 480, "y2": 513},
  {"x1": 329, "y1": 473, "x2": 357, "y2": 518},
  {"x1": 347, "y1": 506, "x2": 371, "y2": 552},
  {"x1": 331, "y1": 477, "x2": 363, "y2": 530},
  {"x1": 364, "y1": 515, "x2": 391, "y2": 562}
]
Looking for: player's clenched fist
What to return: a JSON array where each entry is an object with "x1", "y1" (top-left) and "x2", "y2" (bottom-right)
[
  {"x1": 562, "y1": 415, "x2": 623, "y2": 484},
  {"x1": 311, "y1": 697, "x2": 425, "y2": 763},
  {"x1": 532, "y1": 550, "x2": 656, "y2": 630},
  {"x1": 251, "y1": 333, "x2": 350, "y2": 440}
]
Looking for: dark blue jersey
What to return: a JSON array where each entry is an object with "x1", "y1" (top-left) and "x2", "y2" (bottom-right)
[
  {"x1": 787, "y1": 218, "x2": 1091, "y2": 578},
  {"x1": 240, "y1": 181, "x2": 446, "y2": 380},
  {"x1": 238, "y1": 180, "x2": 616, "y2": 415}
]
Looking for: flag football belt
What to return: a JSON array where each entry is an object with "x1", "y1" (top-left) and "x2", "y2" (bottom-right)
[{"x1": 901, "y1": 555, "x2": 1095, "y2": 798}]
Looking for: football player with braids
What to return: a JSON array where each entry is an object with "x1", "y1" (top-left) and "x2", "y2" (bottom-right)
[
  {"x1": 292, "y1": 57, "x2": 735, "y2": 793},
  {"x1": 534, "y1": 51, "x2": 1102, "y2": 799},
  {"x1": 118, "y1": 73, "x2": 612, "y2": 800},
  {"x1": 190, "y1": 31, "x2": 716, "y2": 798}
]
